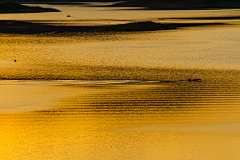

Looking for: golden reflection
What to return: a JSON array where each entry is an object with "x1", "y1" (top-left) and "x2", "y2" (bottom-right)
[
  {"x1": 1, "y1": 26, "x2": 240, "y2": 80},
  {"x1": 0, "y1": 78, "x2": 240, "y2": 159},
  {"x1": 1, "y1": 7, "x2": 240, "y2": 160}
]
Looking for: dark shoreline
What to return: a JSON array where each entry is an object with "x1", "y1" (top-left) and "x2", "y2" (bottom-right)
[
  {"x1": 3, "y1": 0, "x2": 240, "y2": 10},
  {"x1": 0, "y1": 20, "x2": 101, "y2": 34},
  {"x1": 0, "y1": 20, "x2": 227, "y2": 34},
  {"x1": 0, "y1": 2, "x2": 60, "y2": 14}
]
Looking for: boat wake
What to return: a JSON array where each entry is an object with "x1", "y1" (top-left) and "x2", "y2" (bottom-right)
[{"x1": 0, "y1": 79, "x2": 202, "y2": 86}]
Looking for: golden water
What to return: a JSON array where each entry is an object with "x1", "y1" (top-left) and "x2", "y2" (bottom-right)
[{"x1": 0, "y1": 5, "x2": 240, "y2": 160}]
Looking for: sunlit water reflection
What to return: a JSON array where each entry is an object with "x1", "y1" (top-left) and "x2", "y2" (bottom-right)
[
  {"x1": 0, "y1": 5, "x2": 240, "y2": 160},
  {"x1": 1, "y1": 27, "x2": 240, "y2": 80},
  {"x1": 1, "y1": 79, "x2": 240, "y2": 160}
]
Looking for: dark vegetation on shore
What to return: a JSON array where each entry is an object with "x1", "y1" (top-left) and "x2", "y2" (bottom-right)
[
  {"x1": 94, "y1": 21, "x2": 176, "y2": 32},
  {"x1": 1, "y1": 0, "x2": 240, "y2": 9},
  {"x1": 0, "y1": 21, "x2": 176, "y2": 34},
  {"x1": 0, "y1": 20, "x2": 100, "y2": 34},
  {"x1": 0, "y1": 20, "x2": 226, "y2": 34},
  {"x1": 0, "y1": 2, "x2": 60, "y2": 13},
  {"x1": 105, "y1": 0, "x2": 240, "y2": 9}
]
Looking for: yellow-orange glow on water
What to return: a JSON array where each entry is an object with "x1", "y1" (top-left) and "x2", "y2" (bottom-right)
[{"x1": 0, "y1": 6, "x2": 240, "y2": 160}]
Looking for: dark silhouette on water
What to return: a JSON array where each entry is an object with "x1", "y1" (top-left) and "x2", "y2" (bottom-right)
[
  {"x1": 188, "y1": 78, "x2": 202, "y2": 82},
  {"x1": 153, "y1": 79, "x2": 202, "y2": 83},
  {"x1": 132, "y1": 79, "x2": 203, "y2": 83}
]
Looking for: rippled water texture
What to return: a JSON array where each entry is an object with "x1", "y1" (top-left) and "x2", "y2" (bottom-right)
[
  {"x1": 0, "y1": 5, "x2": 240, "y2": 160},
  {"x1": 1, "y1": 27, "x2": 240, "y2": 80}
]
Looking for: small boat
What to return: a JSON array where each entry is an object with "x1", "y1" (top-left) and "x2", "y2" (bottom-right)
[
  {"x1": 67, "y1": 15, "x2": 70, "y2": 17},
  {"x1": 188, "y1": 78, "x2": 202, "y2": 82}
]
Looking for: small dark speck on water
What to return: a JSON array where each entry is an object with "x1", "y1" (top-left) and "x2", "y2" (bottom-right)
[{"x1": 14, "y1": 60, "x2": 16, "y2": 62}]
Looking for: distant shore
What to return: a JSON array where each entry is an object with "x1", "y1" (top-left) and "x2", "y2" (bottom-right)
[
  {"x1": 94, "y1": 0, "x2": 240, "y2": 10},
  {"x1": 0, "y1": 20, "x2": 100, "y2": 34},
  {"x1": 93, "y1": 21, "x2": 176, "y2": 32},
  {"x1": 0, "y1": 2, "x2": 60, "y2": 13},
  {"x1": 2, "y1": 0, "x2": 240, "y2": 10},
  {"x1": 0, "y1": 20, "x2": 226, "y2": 34}
]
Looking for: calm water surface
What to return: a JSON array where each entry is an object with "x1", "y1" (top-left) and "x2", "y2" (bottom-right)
[{"x1": 0, "y1": 5, "x2": 240, "y2": 160}]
